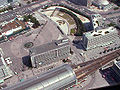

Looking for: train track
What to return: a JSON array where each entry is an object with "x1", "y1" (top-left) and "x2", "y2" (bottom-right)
[{"x1": 75, "y1": 49, "x2": 120, "y2": 80}]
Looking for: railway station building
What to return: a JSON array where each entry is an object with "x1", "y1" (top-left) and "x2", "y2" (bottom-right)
[{"x1": 3, "y1": 64, "x2": 77, "y2": 90}]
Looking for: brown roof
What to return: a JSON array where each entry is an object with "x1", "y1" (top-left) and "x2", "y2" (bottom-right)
[{"x1": 1, "y1": 20, "x2": 26, "y2": 33}]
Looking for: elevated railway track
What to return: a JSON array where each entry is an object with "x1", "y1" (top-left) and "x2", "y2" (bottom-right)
[{"x1": 74, "y1": 49, "x2": 120, "y2": 80}]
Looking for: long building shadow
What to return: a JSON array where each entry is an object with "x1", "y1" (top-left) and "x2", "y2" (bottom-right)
[{"x1": 99, "y1": 67, "x2": 120, "y2": 86}]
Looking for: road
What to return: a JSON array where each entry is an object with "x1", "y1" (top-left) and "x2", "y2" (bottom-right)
[{"x1": 0, "y1": 0, "x2": 95, "y2": 23}]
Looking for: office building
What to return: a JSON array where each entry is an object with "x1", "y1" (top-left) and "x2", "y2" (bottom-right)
[
  {"x1": 69, "y1": 0, "x2": 93, "y2": 6},
  {"x1": 112, "y1": 60, "x2": 120, "y2": 81},
  {"x1": 0, "y1": 0, "x2": 8, "y2": 7},
  {"x1": 0, "y1": 54, "x2": 12, "y2": 83},
  {"x1": 3, "y1": 64, "x2": 77, "y2": 90},
  {"x1": 92, "y1": 0, "x2": 112, "y2": 10},
  {"x1": 0, "y1": 0, "x2": 20, "y2": 7},
  {"x1": 29, "y1": 38, "x2": 71, "y2": 68},
  {"x1": 82, "y1": 27, "x2": 119, "y2": 50},
  {"x1": 90, "y1": 14, "x2": 105, "y2": 31}
]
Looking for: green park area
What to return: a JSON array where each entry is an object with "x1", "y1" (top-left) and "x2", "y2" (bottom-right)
[
  {"x1": 57, "y1": 12, "x2": 75, "y2": 25},
  {"x1": 0, "y1": 6, "x2": 13, "y2": 13},
  {"x1": 23, "y1": 15, "x2": 40, "y2": 28}
]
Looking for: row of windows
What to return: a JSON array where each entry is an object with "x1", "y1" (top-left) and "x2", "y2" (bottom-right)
[{"x1": 87, "y1": 33, "x2": 118, "y2": 46}]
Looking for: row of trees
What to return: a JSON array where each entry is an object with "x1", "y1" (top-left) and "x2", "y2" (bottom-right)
[
  {"x1": 0, "y1": 6, "x2": 13, "y2": 13},
  {"x1": 27, "y1": 0, "x2": 38, "y2": 4},
  {"x1": 42, "y1": 4, "x2": 90, "y2": 19},
  {"x1": 59, "y1": 8, "x2": 86, "y2": 36},
  {"x1": 23, "y1": 15, "x2": 40, "y2": 28}
]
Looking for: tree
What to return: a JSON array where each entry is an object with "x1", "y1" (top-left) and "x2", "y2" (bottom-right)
[
  {"x1": 32, "y1": 0, "x2": 38, "y2": 2},
  {"x1": 107, "y1": 23, "x2": 116, "y2": 27},
  {"x1": 19, "y1": 3, "x2": 22, "y2": 7},
  {"x1": 27, "y1": 1, "x2": 31, "y2": 4},
  {"x1": 59, "y1": 8, "x2": 86, "y2": 36},
  {"x1": 8, "y1": 6, "x2": 13, "y2": 10},
  {"x1": 114, "y1": 7, "x2": 119, "y2": 10},
  {"x1": 23, "y1": 15, "x2": 29, "y2": 22}
]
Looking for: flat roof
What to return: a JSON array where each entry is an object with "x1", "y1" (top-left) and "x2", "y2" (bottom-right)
[
  {"x1": 1, "y1": 20, "x2": 26, "y2": 33},
  {"x1": 0, "y1": 0, "x2": 7, "y2": 6},
  {"x1": 83, "y1": 27, "x2": 118, "y2": 39},
  {"x1": 3, "y1": 64, "x2": 76, "y2": 90},
  {"x1": 29, "y1": 38, "x2": 70, "y2": 56}
]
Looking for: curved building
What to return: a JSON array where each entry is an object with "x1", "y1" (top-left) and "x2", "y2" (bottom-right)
[{"x1": 3, "y1": 64, "x2": 77, "y2": 90}]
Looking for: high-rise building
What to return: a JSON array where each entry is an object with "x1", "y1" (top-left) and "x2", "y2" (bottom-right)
[
  {"x1": 82, "y1": 27, "x2": 120, "y2": 50},
  {"x1": 29, "y1": 38, "x2": 71, "y2": 68},
  {"x1": 7, "y1": 0, "x2": 13, "y2": 3},
  {"x1": 92, "y1": 0, "x2": 112, "y2": 10},
  {"x1": 112, "y1": 60, "x2": 120, "y2": 81},
  {"x1": 0, "y1": 0, "x2": 20, "y2": 7},
  {"x1": 0, "y1": 0, "x2": 8, "y2": 7},
  {"x1": 68, "y1": 0, "x2": 93, "y2": 6},
  {"x1": 90, "y1": 14, "x2": 105, "y2": 31}
]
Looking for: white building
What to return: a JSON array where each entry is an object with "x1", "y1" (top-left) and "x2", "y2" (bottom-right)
[
  {"x1": 0, "y1": 19, "x2": 26, "y2": 38},
  {"x1": 0, "y1": 0, "x2": 20, "y2": 7},
  {"x1": 82, "y1": 27, "x2": 120, "y2": 50},
  {"x1": 90, "y1": 14, "x2": 105, "y2": 31},
  {"x1": 92, "y1": 0, "x2": 112, "y2": 10}
]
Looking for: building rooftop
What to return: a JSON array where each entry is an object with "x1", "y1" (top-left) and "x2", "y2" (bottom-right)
[
  {"x1": 30, "y1": 38, "x2": 70, "y2": 56},
  {"x1": 0, "y1": 20, "x2": 26, "y2": 33},
  {"x1": 84, "y1": 27, "x2": 118, "y2": 39},
  {"x1": 0, "y1": 57, "x2": 10, "y2": 81},
  {"x1": 93, "y1": 0, "x2": 109, "y2": 6},
  {"x1": 114, "y1": 60, "x2": 120, "y2": 69},
  {"x1": 0, "y1": 0, "x2": 8, "y2": 7},
  {"x1": 3, "y1": 64, "x2": 76, "y2": 90}
]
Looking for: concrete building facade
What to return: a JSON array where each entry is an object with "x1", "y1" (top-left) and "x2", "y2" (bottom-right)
[
  {"x1": 92, "y1": 0, "x2": 112, "y2": 10},
  {"x1": 69, "y1": 0, "x2": 93, "y2": 6},
  {"x1": 0, "y1": 0, "x2": 20, "y2": 7},
  {"x1": 82, "y1": 27, "x2": 120, "y2": 50},
  {"x1": 29, "y1": 38, "x2": 71, "y2": 68},
  {"x1": 90, "y1": 14, "x2": 105, "y2": 31},
  {"x1": 112, "y1": 60, "x2": 120, "y2": 81}
]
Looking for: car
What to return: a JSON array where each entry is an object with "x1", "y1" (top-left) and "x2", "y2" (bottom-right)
[{"x1": 102, "y1": 74, "x2": 106, "y2": 78}]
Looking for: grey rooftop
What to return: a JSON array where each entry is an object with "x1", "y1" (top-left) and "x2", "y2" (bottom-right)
[
  {"x1": 3, "y1": 64, "x2": 76, "y2": 90},
  {"x1": 29, "y1": 38, "x2": 70, "y2": 56}
]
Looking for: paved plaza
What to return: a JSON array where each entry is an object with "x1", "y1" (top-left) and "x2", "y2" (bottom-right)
[{"x1": 0, "y1": 16, "x2": 61, "y2": 74}]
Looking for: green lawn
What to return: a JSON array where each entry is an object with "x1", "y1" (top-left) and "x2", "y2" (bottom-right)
[
  {"x1": 57, "y1": 11, "x2": 75, "y2": 25},
  {"x1": 70, "y1": 28, "x2": 76, "y2": 35}
]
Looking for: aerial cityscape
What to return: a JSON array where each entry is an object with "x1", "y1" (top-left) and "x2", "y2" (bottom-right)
[{"x1": 0, "y1": 0, "x2": 120, "y2": 90}]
